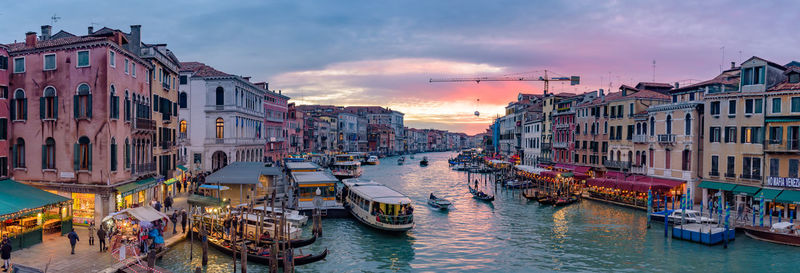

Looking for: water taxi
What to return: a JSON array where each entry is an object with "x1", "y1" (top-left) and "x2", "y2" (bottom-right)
[
  {"x1": 342, "y1": 178, "x2": 414, "y2": 232},
  {"x1": 419, "y1": 156, "x2": 429, "y2": 167},
  {"x1": 331, "y1": 154, "x2": 363, "y2": 179},
  {"x1": 364, "y1": 155, "x2": 380, "y2": 165}
]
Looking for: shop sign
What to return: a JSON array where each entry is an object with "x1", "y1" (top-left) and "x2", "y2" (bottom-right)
[
  {"x1": 60, "y1": 172, "x2": 75, "y2": 179},
  {"x1": 767, "y1": 176, "x2": 800, "y2": 188}
]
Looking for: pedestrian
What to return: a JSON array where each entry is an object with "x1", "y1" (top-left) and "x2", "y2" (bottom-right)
[
  {"x1": 176, "y1": 181, "x2": 182, "y2": 193},
  {"x1": 67, "y1": 229, "x2": 80, "y2": 255},
  {"x1": 154, "y1": 200, "x2": 162, "y2": 212},
  {"x1": 171, "y1": 211, "x2": 178, "y2": 234},
  {"x1": 97, "y1": 226, "x2": 107, "y2": 252},
  {"x1": 165, "y1": 195, "x2": 173, "y2": 211},
  {"x1": 1, "y1": 236, "x2": 11, "y2": 272},
  {"x1": 87, "y1": 222, "x2": 95, "y2": 246},
  {"x1": 180, "y1": 209, "x2": 188, "y2": 234}
]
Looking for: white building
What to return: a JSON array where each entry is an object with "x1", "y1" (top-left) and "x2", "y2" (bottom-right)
[
  {"x1": 338, "y1": 112, "x2": 359, "y2": 152},
  {"x1": 523, "y1": 118, "x2": 544, "y2": 166}
]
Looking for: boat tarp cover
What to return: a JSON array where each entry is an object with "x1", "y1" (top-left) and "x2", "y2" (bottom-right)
[
  {"x1": 756, "y1": 188, "x2": 783, "y2": 201},
  {"x1": 774, "y1": 190, "x2": 800, "y2": 204},
  {"x1": 292, "y1": 171, "x2": 339, "y2": 184},
  {"x1": 698, "y1": 181, "x2": 737, "y2": 191},
  {"x1": 732, "y1": 185, "x2": 761, "y2": 196},
  {"x1": 0, "y1": 179, "x2": 71, "y2": 219},
  {"x1": 205, "y1": 162, "x2": 282, "y2": 185}
]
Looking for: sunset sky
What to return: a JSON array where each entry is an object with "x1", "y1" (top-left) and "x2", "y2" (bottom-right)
[{"x1": 4, "y1": 1, "x2": 798, "y2": 134}]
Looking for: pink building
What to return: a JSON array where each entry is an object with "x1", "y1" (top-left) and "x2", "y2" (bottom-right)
[
  {"x1": 7, "y1": 26, "x2": 156, "y2": 224},
  {"x1": 287, "y1": 103, "x2": 304, "y2": 155},
  {"x1": 262, "y1": 83, "x2": 288, "y2": 162}
]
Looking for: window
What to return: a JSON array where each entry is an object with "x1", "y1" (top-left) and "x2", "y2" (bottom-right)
[
  {"x1": 684, "y1": 114, "x2": 692, "y2": 135},
  {"x1": 666, "y1": 115, "x2": 672, "y2": 134},
  {"x1": 74, "y1": 84, "x2": 92, "y2": 119},
  {"x1": 742, "y1": 157, "x2": 761, "y2": 179},
  {"x1": 618, "y1": 105, "x2": 623, "y2": 117},
  {"x1": 710, "y1": 127, "x2": 721, "y2": 142},
  {"x1": 627, "y1": 124, "x2": 633, "y2": 140},
  {"x1": 124, "y1": 138, "x2": 130, "y2": 169},
  {"x1": 773, "y1": 98, "x2": 782, "y2": 113},
  {"x1": 216, "y1": 87, "x2": 224, "y2": 105},
  {"x1": 790, "y1": 159, "x2": 799, "y2": 178},
  {"x1": 180, "y1": 75, "x2": 188, "y2": 85},
  {"x1": 770, "y1": 158, "x2": 780, "y2": 177},
  {"x1": 0, "y1": 119, "x2": 6, "y2": 140},
  {"x1": 0, "y1": 55, "x2": 7, "y2": 70},
  {"x1": 710, "y1": 101, "x2": 720, "y2": 116},
  {"x1": 629, "y1": 103, "x2": 633, "y2": 116},
  {"x1": 604, "y1": 121, "x2": 608, "y2": 134},
  {"x1": 109, "y1": 51, "x2": 115, "y2": 67},
  {"x1": 728, "y1": 100, "x2": 736, "y2": 115},
  {"x1": 792, "y1": 97, "x2": 800, "y2": 113},
  {"x1": 0, "y1": 86, "x2": 7, "y2": 99},
  {"x1": 673, "y1": 95, "x2": 678, "y2": 103},
  {"x1": 124, "y1": 59, "x2": 129, "y2": 74},
  {"x1": 180, "y1": 120, "x2": 187, "y2": 138},
  {"x1": 11, "y1": 89, "x2": 26, "y2": 121},
  {"x1": 179, "y1": 92, "x2": 187, "y2": 108},
  {"x1": 649, "y1": 117, "x2": 656, "y2": 136},
  {"x1": 43, "y1": 54, "x2": 56, "y2": 71},
  {"x1": 216, "y1": 118, "x2": 224, "y2": 139},
  {"x1": 77, "y1": 50, "x2": 89, "y2": 67},
  {"x1": 741, "y1": 127, "x2": 764, "y2": 144},
  {"x1": 13, "y1": 57, "x2": 24, "y2": 73},
  {"x1": 124, "y1": 90, "x2": 131, "y2": 121},
  {"x1": 649, "y1": 149, "x2": 654, "y2": 167},
  {"x1": 610, "y1": 126, "x2": 615, "y2": 140},
  {"x1": 75, "y1": 136, "x2": 91, "y2": 171},
  {"x1": 753, "y1": 66, "x2": 764, "y2": 85},
  {"x1": 791, "y1": 73, "x2": 800, "y2": 84},
  {"x1": 769, "y1": 126, "x2": 782, "y2": 144},
  {"x1": 711, "y1": 155, "x2": 719, "y2": 175},
  {"x1": 724, "y1": 126, "x2": 737, "y2": 143},
  {"x1": 726, "y1": 156, "x2": 735, "y2": 177},
  {"x1": 681, "y1": 150, "x2": 691, "y2": 171},
  {"x1": 665, "y1": 150, "x2": 671, "y2": 169},
  {"x1": 109, "y1": 85, "x2": 119, "y2": 119},
  {"x1": 0, "y1": 157, "x2": 6, "y2": 177},
  {"x1": 689, "y1": 92, "x2": 695, "y2": 101},
  {"x1": 43, "y1": 137, "x2": 55, "y2": 170},
  {"x1": 12, "y1": 138, "x2": 24, "y2": 168},
  {"x1": 40, "y1": 87, "x2": 57, "y2": 120},
  {"x1": 745, "y1": 99, "x2": 753, "y2": 114},
  {"x1": 110, "y1": 138, "x2": 117, "y2": 172},
  {"x1": 755, "y1": 99, "x2": 763, "y2": 114}
]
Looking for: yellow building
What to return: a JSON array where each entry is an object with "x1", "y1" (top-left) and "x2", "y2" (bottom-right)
[
  {"x1": 605, "y1": 85, "x2": 669, "y2": 172},
  {"x1": 763, "y1": 65, "x2": 800, "y2": 214}
]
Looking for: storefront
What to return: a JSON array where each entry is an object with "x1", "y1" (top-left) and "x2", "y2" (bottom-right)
[
  {"x1": 71, "y1": 193, "x2": 96, "y2": 225},
  {"x1": 115, "y1": 178, "x2": 160, "y2": 211},
  {"x1": 0, "y1": 179, "x2": 73, "y2": 250}
]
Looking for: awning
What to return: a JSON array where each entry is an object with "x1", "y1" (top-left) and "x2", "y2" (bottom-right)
[
  {"x1": 102, "y1": 206, "x2": 168, "y2": 223},
  {"x1": 164, "y1": 178, "x2": 178, "y2": 186},
  {"x1": 765, "y1": 117, "x2": 800, "y2": 123},
  {"x1": 574, "y1": 166, "x2": 592, "y2": 174},
  {"x1": 188, "y1": 194, "x2": 229, "y2": 207},
  {"x1": 732, "y1": 185, "x2": 760, "y2": 196},
  {"x1": 775, "y1": 190, "x2": 800, "y2": 204},
  {"x1": 554, "y1": 163, "x2": 575, "y2": 171},
  {"x1": 205, "y1": 162, "x2": 282, "y2": 185},
  {"x1": 198, "y1": 184, "x2": 230, "y2": 191},
  {"x1": 698, "y1": 181, "x2": 737, "y2": 191},
  {"x1": 756, "y1": 188, "x2": 783, "y2": 201},
  {"x1": 0, "y1": 179, "x2": 72, "y2": 220},
  {"x1": 633, "y1": 176, "x2": 684, "y2": 189},
  {"x1": 177, "y1": 165, "x2": 188, "y2": 172},
  {"x1": 115, "y1": 177, "x2": 159, "y2": 197}
]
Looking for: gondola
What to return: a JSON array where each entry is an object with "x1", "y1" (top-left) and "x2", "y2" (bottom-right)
[
  {"x1": 468, "y1": 186, "x2": 494, "y2": 202},
  {"x1": 554, "y1": 195, "x2": 579, "y2": 206},
  {"x1": 427, "y1": 193, "x2": 452, "y2": 210},
  {"x1": 522, "y1": 190, "x2": 539, "y2": 200},
  {"x1": 259, "y1": 234, "x2": 318, "y2": 249},
  {"x1": 537, "y1": 196, "x2": 556, "y2": 205},
  {"x1": 207, "y1": 237, "x2": 329, "y2": 266}
]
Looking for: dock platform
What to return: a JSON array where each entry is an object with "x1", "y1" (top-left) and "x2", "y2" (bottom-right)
[{"x1": 672, "y1": 223, "x2": 735, "y2": 245}]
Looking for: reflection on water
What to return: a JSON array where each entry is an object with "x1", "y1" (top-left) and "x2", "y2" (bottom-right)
[{"x1": 159, "y1": 152, "x2": 800, "y2": 273}]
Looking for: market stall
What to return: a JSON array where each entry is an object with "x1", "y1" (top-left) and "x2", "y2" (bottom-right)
[
  {"x1": 102, "y1": 206, "x2": 169, "y2": 259},
  {"x1": 0, "y1": 179, "x2": 72, "y2": 250}
]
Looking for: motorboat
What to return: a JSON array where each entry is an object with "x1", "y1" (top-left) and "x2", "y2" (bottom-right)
[
  {"x1": 649, "y1": 209, "x2": 717, "y2": 225},
  {"x1": 419, "y1": 157, "x2": 429, "y2": 167},
  {"x1": 427, "y1": 193, "x2": 452, "y2": 211},
  {"x1": 398, "y1": 156, "x2": 405, "y2": 165},
  {"x1": 342, "y1": 178, "x2": 414, "y2": 232},
  {"x1": 364, "y1": 155, "x2": 380, "y2": 165},
  {"x1": 331, "y1": 154, "x2": 363, "y2": 179}
]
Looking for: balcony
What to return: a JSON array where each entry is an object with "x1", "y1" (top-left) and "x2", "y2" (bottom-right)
[
  {"x1": 162, "y1": 82, "x2": 170, "y2": 90},
  {"x1": 160, "y1": 141, "x2": 174, "y2": 150},
  {"x1": 552, "y1": 142, "x2": 569, "y2": 149},
  {"x1": 132, "y1": 162, "x2": 156, "y2": 176},
  {"x1": 724, "y1": 172, "x2": 736, "y2": 178},
  {"x1": 631, "y1": 165, "x2": 647, "y2": 174},
  {"x1": 204, "y1": 137, "x2": 264, "y2": 146},
  {"x1": 541, "y1": 143, "x2": 552, "y2": 150},
  {"x1": 133, "y1": 118, "x2": 156, "y2": 132},
  {"x1": 603, "y1": 160, "x2": 631, "y2": 169},
  {"x1": 740, "y1": 174, "x2": 763, "y2": 181},
  {"x1": 267, "y1": 136, "x2": 285, "y2": 143},
  {"x1": 265, "y1": 116, "x2": 284, "y2": 123},
  {"x1": 765, "y1": 138, "x2": 800, "y2": 153},
  {"x1": 657, "y1": 134, "x2": 676, "y2": 144},
  {"x1": 555, "y1": 123, "x2": 570, "y2": 129},
  {"x1": 633, "y1": 135, "x2": 648, "y2": 143},
  {"x1": 709, "y1": 170, "x2": 720, "y2": 177}
]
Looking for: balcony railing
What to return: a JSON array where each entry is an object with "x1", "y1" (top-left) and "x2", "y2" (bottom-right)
[
  {"x1": 552, "y1": 142, "x2": 569, "y2": 149},
  {"x1": 657, "y1": 134, "x2": 676, "y2": 144},
  {"x1": 555, "y1": 123, "x2": 570, "y2": 129},
  {"x1": 603, "y1": 160, "x2": 631, "y2": 169},
  {"x1": 740, "y1": 174, "x2": 763, "y2": 180},
  {"x1": 541, "y1": 143, "x2": 552, "y2": 150},
  {"x1": 631, "y1": 165, "x2": 647, "y2": 174},
  {"x1": 633, "y1": 135, "x2": 648, "y2": 143},
  {"x1": 709, "y1": 170, "x2": 720, "y2": 177},
  {"x1": 204, "y1": 138, "x2": 264, "y2": 146},
  {"x1": 724, "y1": 172, "x2": 736, "y2": 178},
  {"x1": 765, "y1": 138, "x2": 800, "y2": 152},
  {"x1": 133, "y1": 118, "x2": 156, "y2": 132},
  {"x1": 132, "y1": 162, "x2": 156, "y2": 175}
]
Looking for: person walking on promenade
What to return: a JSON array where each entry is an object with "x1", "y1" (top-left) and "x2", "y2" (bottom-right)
[
  {"x1": 154, "y1": 200, "x2": 162, "y2": 212},
  {"x1": 67, "y1": 229, "x2": 80, "y2": 255},
  {"x1": 165, "y1": 195, "x2": 173, "y2": 212},
  {"x1": 180, "y1": 209, "x2": 188, "y2": 234},
  {"x1": 87, "y1": 222, "x2": 95, "y2": 246},
  {"x1": 97, "y1": 226, "x2": 107, "y2": 252},
  {"x1": 171, "y1": 211, "x2": 178, "y2": 234},
  {"x1": 176, "y1": 181, "x2": 182, "y2": 194},
  {"x1": 1, "y1": 236, "x2": 11, "y2": 272}
]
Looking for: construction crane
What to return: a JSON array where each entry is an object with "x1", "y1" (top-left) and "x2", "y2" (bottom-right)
[{"x1": 429, "y1": 70, "x2": 580, "y2": 94}]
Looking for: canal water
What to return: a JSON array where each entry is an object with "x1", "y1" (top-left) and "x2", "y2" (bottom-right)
[{"x1": 158, "y1": 151, "x2": 797, "y2": 272}]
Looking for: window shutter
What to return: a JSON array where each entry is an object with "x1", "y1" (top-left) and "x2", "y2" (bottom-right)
[
  {"x1": 41, "y1": 145, "x2": 46, "y2": 169},
  {"x1": 73, "y1": 95, "x2": 79, "y2": 118},
  {"x1": 39, "y1": 97, "x2": 45, "y2": 119},
  {"x1": 22, "y1": 99, "x2": 27, "y2": 120},
  {"x1": 10, "y1": 99, "x2": 15, "y2": 120},
  {"x1": 125, "y1": 99, "x2": 131, "y2": 121},
  {"x1": 73, "y1": 144, "x2": 79, "y2": 170},
  {"x1": 115, "y1": 96, "x2": 120, "y2": 118},
  {"x1": 88, "y1": 144, "x2": 92, "y2": 171},
  {"x1": 87, "y1": 95, "x2": 92, "y2": 118},
  {"x1": 54, "y1": 96, "x2": 58, "y2": 119}
]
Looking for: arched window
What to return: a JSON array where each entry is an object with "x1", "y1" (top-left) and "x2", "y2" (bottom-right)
[
  {"x1": 641, "y1": 152, "x2": 647, "y2": 168},
  {"x1": 636, "y1": 123, "x2": 641, "y2": 135},
  {"x1": 216, "y1": 118, "x2": 224, "y2": 139},
  {"x1": 682, "y1": 149, "x2": 691, "y2": 171},
  {"x1": 179, "y1": 92, "x2": 187, "y2": 108},
  {"x1": 627, "y1": 151, "x2": 633, "y2": 165},
  {"x1": 109, "y1": 85, "x2": 119, "y2": 119},
  {"x1": 616, "y1": 150, "x2": 621, "y2": 162},
  {"x1": 124, "y1": 90, "x2": 131, "y2": 121},
  {"x1": 642, "y1": 122, "x2": 647, "y2": 137},
  {"x1": 666, "y1": 115, "x2": 673, "y2": 135},
  {"x1": 604, "y1": 121, "x2": 608, "y2": 134},
  {"x1": 649, "y1": 117, "x2": 655, "y2": 136},
  {"x1": 75, "y1": 83, "x2": 92, "y2": 118},
  {"x1": 215, "y1": 87, "x2": 224, "y2": 105},
  {"x1": 43, "y1": 137, "x2": 55, "y2": 169},
  {"x1": 13, "y1": 138, "x2": 25, "y2": 168},
  {"x1": 124, "y1": 138, "x2": 130, "y2": 169},
  {"x1": 635, "y1": 151, "x2": 641, "y2": 165},
  {"x1": 110, "y1": 137, "x2": 117, "y2": 172},
  {"x1": 685, "y1": 113, "x2": 692, "y2": 135},
  {"x1": 76, "y1": 136, "x2": 92, "y2": 171},
  {"x1": 12, "y1": 89, "x2": 26, "y2": 121},
  {"x1": 41, "y1": 87, "x2": 57, "y2": 120}
]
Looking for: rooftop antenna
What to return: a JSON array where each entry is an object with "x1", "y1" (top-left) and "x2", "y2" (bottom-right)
[
  {"x1": 652, "y1": 60, "x2": 656, "y2": 82},
  {"x1": 50, "y1": 14, "x2": 61, "y2": 25},
  {"x1": 720, "y1": 46, "x2": 725, "y2": 73}
]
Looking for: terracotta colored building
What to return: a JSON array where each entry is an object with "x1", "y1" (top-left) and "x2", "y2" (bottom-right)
[
  {"x1": 8, "y1": 26, "x2": 156, "y2": 224},
  {"x1": 263, "y1": 85, "x2": 288, "y2": 162}
]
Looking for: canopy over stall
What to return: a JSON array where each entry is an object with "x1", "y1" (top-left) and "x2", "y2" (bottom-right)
[
  {"x1": 0, "y1": 179, "x2": 71, "y2": 220},
  {"x1": 102, "y1": 206, "x2": 168, "y2": 224}
]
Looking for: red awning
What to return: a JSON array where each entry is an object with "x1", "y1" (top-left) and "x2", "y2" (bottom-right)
[
  {"x1": 634, "y1": 176, "x2": 684, "y2": 189},
  {"x1": 554, "y1": 163, "x2": 575, "y2": 171},
  {"x1": 604, "y1": 171, "x2": 627, "y2": 180},
  {"x1": 537, "y1": 163, "x2": 551, "y2": 168},
  {"x1": 574, "y1": 166, "x2": 592, "y2": 174},
  {"x1": 541, "y1": 171, "x2": 559, "y2": 178},
  {"x1": 574, "y1": 173, "x2": 590, "y2": 180}
]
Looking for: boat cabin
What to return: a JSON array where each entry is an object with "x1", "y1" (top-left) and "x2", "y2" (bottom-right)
[
  {"x1": 343, "y1": 179, "x2": 414, "y2": 229},
  {"x1": 291, "y1": 171, "x2": 341, "y2": 211}
]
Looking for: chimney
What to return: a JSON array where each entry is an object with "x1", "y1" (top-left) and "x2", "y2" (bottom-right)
[
  {"x1": 265, "y1": 82, "x2": 269, "y2": 90},
  {"x1": 25, "y1": 32, "x2": 37, "y2": 47},
  {"x1": 40, "y1": 25, "x2": 51, "y2": 40},
  {"x1": 129, "y1": 25, "x2": 141, "y2": 54},
  {"x1": 731, "y1": 61, "x2": 736, "y2": 69},
  {"x1": 88, "y1": 26, "x2": 93, "y2": 35},
  {"x1": 674, "y1": 82, "x2": 680, "y2": 89}
]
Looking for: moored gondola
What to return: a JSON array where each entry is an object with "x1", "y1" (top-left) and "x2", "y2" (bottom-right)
[
  {"x1": 207, "y1": 236, "x2": 329, "y2": 266},
  {"x1": 554, "y1": 195, "x2": 579, "y2": 206},
  {"x1": 469, "y1": 186, "x2": 494, "y2": 202}
]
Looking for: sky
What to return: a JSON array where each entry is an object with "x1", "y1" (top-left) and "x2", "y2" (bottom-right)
[{"x1": 3, "y1": 1, "x2": 798, "y2": 134}]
